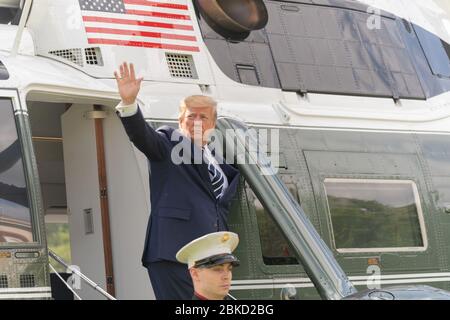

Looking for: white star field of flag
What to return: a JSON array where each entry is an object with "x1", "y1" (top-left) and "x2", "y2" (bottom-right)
[{"x1": 78, "y1": 0, "x2": 199, "y2": 52}]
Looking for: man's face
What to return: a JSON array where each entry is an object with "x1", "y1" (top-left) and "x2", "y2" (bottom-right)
[
  {"x1": 191, "y1": 263, "x2": 233, "y2": 300},
  {"x1": 179, "y1": 106, "x2": 216, "y2": 146}
]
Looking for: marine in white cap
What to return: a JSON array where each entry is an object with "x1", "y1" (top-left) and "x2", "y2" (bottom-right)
[{"x1": 176, "y1": 232, "x2": 240, "y2": 300}]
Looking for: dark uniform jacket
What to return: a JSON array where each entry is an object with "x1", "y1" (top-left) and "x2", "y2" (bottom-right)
[{"x1": 192, "y1": 293, "x2": 233, "y2": 300}]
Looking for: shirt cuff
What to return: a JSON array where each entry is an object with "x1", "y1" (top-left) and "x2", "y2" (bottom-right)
[{"x1": 115, "y1": 101, "x2": 138, "y2": 117}]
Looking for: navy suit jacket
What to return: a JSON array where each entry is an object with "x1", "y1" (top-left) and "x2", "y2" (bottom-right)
[{"x1": 119, "y1": 108, "x2": 240, "y2": 265}]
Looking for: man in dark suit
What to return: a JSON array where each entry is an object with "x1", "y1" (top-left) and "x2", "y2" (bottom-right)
[{"x1": 114, "y1": 62, "x2": 240, "y2": 300}]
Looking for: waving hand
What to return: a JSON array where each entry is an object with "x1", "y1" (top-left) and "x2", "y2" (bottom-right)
[{"x1": 114, "y1": 62, "x2": 144, "y2": 105}]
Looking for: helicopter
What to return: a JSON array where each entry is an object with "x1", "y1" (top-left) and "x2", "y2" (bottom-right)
[{"x1": 1, "y1": 0, "x2": 450, "y2": 300}]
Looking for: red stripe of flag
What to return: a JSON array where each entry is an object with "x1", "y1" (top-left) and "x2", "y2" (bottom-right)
[
  {"x1": 123, "y1": 0, "x2": 189, "y2": 10},
  {"x1": 82, "y1": 16, "x2": 194, "y2": 31},
  {"x1": 85, "y1": 27, "x2": 197, "y2": 41},
  {"x1": 126, "y1": 9, "x2": 191, "y2": 20},
  {"x1": 88, "y1": 38, "x2": 200, "y2": 52}
]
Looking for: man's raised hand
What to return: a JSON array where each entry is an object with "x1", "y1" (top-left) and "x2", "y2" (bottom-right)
[{"x1": 114, "y1": 62, "x2": 144, "y2": 105}]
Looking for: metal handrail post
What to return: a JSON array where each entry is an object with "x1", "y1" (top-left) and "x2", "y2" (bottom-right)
[{"x1": 48, "y1": 250, "x2": 117, "y2": 300}]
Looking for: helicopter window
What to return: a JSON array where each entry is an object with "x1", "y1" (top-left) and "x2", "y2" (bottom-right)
[
  {"x1": 0, "y1": 98, "x2": 33, "y2": 243},
  {"x1": 0, "y1": 7, "x2": 20, "y2": 25},
  {"x1": 324, "y1": 179, "x2": 426, "y2": 253},
  {"x1": 236, "y1": 64, "x2": 260, "y2": 86},
  {"x1": 0, "y1": 61, "x2": 9, "y2": 80},
  {"x1": 413, "y1": 24, "x2": 450, "y2": 78},
  {"x1": 245, "y1": 183, "x2": 299, "y2": 265}
]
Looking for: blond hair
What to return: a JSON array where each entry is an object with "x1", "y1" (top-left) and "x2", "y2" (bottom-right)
[{"x1": 179, "y1": 95, "x2": 217, "y2": 121}]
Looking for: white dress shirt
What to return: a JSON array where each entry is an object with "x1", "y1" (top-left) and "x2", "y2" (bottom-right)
[{"x1": 115, "y1": 101, "x2": 138, "y2": 117}]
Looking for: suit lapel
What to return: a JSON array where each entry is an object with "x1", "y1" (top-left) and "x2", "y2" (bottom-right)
[
  {"x1": 197, "y1": 162, "x2": 215, "y2": 197},
  {"x1": 196, "y1": 144, "x2": 215, "y2": 198},
  {"x1": 219, "y1": 165, "x2": 240, "y2": 204},
  {"x1": 215, "y1": 149, "x2": 238, "y2": 182},
  {"x1": 189, "y1": 137, "x2": 216, "y2": 199},
  {"x1": 169, "y1": 129, "x2": 215, "y2": 198}
]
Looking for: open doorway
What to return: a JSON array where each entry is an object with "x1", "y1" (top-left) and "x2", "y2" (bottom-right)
[
  {"x1": 27, "y1": 101, "x2": 72, "y2": 267},
  {"x1": 27, "y1": 101, "x2": 73, "y2": 299},
  {"x1": 25, "y1": 94, "x2": 154, "y2": 300}
]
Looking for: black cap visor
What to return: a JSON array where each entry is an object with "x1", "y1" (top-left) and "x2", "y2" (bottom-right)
[{"x1": 194, "y1": 253, "x2": 240, "y2": 268}]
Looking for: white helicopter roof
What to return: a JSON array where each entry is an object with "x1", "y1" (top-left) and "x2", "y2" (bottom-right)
[
  {"x1": 1, "y1": 0, "x2": 450, "y2": 133},
  {"x1": 360, "y1": 0, "x2": 450, "y2": 45}
]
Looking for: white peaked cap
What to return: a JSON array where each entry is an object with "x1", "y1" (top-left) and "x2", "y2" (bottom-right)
[{"x1": 176, "y1": 232, "x2": 239, "y2": 269}]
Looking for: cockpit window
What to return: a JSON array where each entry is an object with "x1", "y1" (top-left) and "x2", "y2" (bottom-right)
[
  {"x1": 324, "y1": 179, "x2": 426, "y2": 253},
  {"x1": 413, "y1": 24, "x2": 450, "y2": 78},
  {"x1": 0, "y1": 7, "x2": 21, "y2": 25},
  {"x1": 0, "y1": 98, "x2": 33, "y2": 243}
]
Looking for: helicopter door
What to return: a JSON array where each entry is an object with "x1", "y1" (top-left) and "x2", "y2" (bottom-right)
[
  {"x1": 305, "y1": 147, "x2": 437, "y2": 286},
  {"x1": 0, "y1": 89, "x2": 51, "y2": 299}
]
